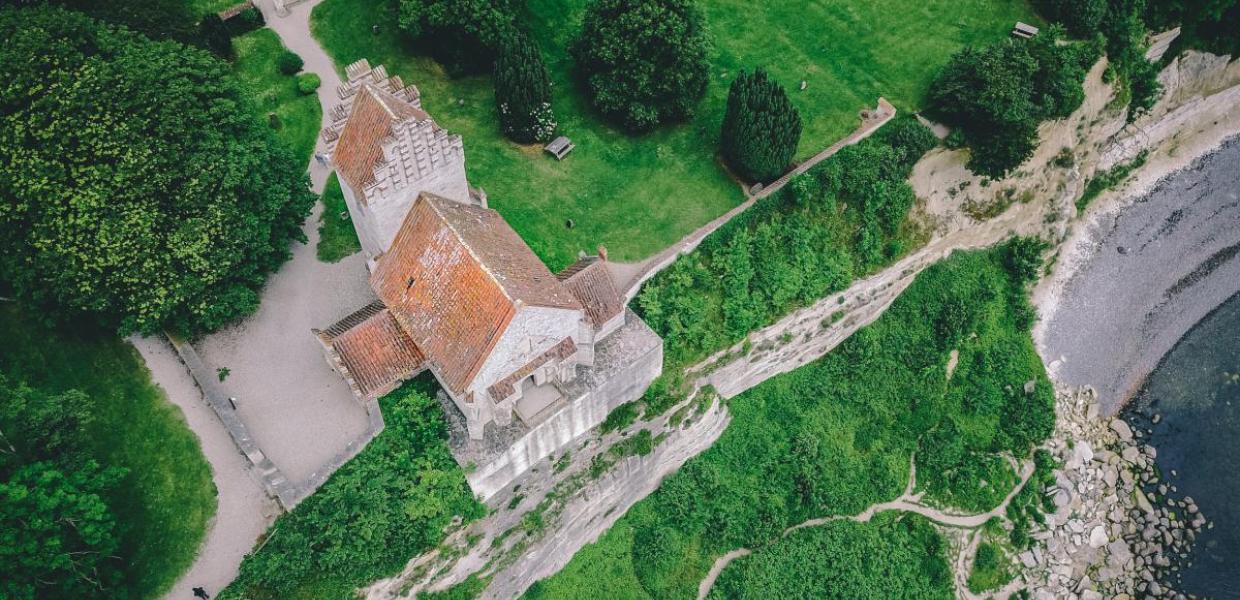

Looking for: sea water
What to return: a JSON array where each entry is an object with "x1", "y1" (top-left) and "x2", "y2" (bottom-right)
[{"x1": 1127, "y1": 291, "x2": 1240, "y2": 597}]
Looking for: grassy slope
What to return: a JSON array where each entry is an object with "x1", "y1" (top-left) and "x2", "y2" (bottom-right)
[
  {"x1": 232, "y1": 29, "x2": 322, "y2": 167},
  {"x1": 708, "y1": 514, "x2": 953, "y2": 599},
  {"x1": 310, "y1": 0, "x2": 1035, "y2": 270},
  {"x1": 316, "y1": 173, "x2": 363, "y2": 261},
  {"x1": 0, "y1": 305, "x2": 215, "y2": 599},
  {"x1": 528, "y1": 246, "x2": 1053, "y2": 598}
]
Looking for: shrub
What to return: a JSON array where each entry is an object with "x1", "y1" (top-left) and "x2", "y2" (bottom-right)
[
  {"x1": 198, "y1": 14, "x2": 234, "y2": 59},
  {"x1": 876, "y1": 115, "x2": 939, "y2": 170},
  {"x1": 225, "y1": 6, "x2": 266, "y2": 36},
  {"x1": 494, "y1": 30, "x2": 557, "y2": 143},
  {"x1": 277, "y1": 50, "x2": 304, "y2": 75},
  {"x1": 296, "y1": 72, "x2": 321, "y2": 95},
  {"x1": 967, "y1": 542, "x2": 1013, "y2": 592},
  {"x1": 1004, "y1": 236, "x2": 1049, "y2": 284},
  {"x1": 601, "y1": 401, "x2": 640, "y2": 434},
  {"x1": 1034, "y1": 0, "x2": 1108, "y2": 36},
  {"x1": 721, "y1": 68, "x2": 802, "y2": 182},
  {"x1": 0, "y1": 7, "x2": 314, "y2": 335},
  {"x1": 571, "y1": 0, "x2": 710, "y2": 132}
]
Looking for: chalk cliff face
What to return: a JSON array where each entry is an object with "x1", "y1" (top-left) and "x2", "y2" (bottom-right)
[{"x1": 364, "y1": 44, "x2": 1240, "y2": 600}]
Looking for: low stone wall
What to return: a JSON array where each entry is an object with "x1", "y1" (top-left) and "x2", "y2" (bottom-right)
[
  {"x1": 459, "y1": 311, "x2": 663, "y2": 501},
  {"x1": 166, "y1": 333, "x2": 384, "y2": 509},
  {"x1": 617, "y1": 98, "x2": 895, "y2": 302}
]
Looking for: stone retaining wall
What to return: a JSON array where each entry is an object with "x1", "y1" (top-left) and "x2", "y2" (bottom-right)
[{"x1": 166, "y1": 334, "x2": 384, "y2": 509}]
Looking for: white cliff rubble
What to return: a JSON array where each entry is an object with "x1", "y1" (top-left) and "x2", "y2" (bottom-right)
[{"x1": 1021, "y1": 386, "x2": 1208, "y2": 600}]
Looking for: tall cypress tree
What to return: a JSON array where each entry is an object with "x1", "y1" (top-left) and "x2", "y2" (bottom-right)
[
  {"x1": 494, "y1": 31, "x2": 557, "y2": 143},
  {"x1": 721, "y1": 68, "x2": 802, "y2": 183}
]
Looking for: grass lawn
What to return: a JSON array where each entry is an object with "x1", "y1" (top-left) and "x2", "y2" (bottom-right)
[
  {"x1": 232, "y1": 29, "x2": 322, "y2": 166},
  {"x1": 310, "y1": 0, "x2": 1035, "y2": 269},
  {"x1": 317, "y1": 173, "x2": 363, "y2": 261},
  {"x1": 0, "y1": 305, "x2": 216, "y2": 599}
]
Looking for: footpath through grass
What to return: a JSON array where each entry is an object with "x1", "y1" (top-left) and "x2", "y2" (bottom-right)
[
  {"x1": 528, "y1": 243, "x2": 1055, "y2": 598},
  {"x1": 310, "y1": 0, "x2": 1034, "y2": 270},
  {"x1": 232, "y1": 29, "x2": 322, "y2": 166},
  {"x1": 0, "y1": 305, "x2": 215, "y2": 599}
]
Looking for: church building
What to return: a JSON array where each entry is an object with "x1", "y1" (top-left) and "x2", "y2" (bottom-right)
[{"x1": 313, "y1": 61, "x2": 662, "y2": 499}]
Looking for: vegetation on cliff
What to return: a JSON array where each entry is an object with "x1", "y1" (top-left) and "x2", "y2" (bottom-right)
[
  {"x1": 222, "y1": 379, "x2": 482, "y2": 600},
  {"x1": 636, "y1": 117, "x2": 937, "y2": 373},
  {"x1": 534, "y1": 241, "x2": 1056, "y2": 598}
]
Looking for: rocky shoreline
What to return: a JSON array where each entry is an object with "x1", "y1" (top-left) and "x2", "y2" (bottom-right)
[{"x1": 1022, "y1": 387, "x2": 1210, "y2": 599}]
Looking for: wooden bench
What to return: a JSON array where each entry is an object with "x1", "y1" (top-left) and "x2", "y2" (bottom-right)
[
  {"x1": 544, "y1": 136, "x2": 575, "y2": 160},
  {"x1": 1012, "y1": 22, "x2": 1040, "y2": 39}
]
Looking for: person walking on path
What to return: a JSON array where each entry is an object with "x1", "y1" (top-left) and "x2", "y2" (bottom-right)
[{"x1": 193, "y1": 587, "x2": 210, "y2": 600}]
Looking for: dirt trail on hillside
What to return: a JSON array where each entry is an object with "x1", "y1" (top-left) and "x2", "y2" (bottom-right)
[{"x1": 696, "y1": 457, "x2": 1036, "y2": 600}]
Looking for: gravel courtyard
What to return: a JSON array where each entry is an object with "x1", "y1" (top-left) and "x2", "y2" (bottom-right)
[{"x1": 195, "y1": 198, "x2": 376, "y2": 484}]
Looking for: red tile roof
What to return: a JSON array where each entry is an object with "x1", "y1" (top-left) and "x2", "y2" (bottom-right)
[
  {"x1": 558, "y1": 257, "x2": 625, "y2": 328},
  {"x1": 370, "y1": 194, "x2": 581, "y2": 396},
  {"x1": 315, "y1": 301, "x2": 426, "y2": 399},
  {"x1": 332, "y1": 84, "x2": 431, "y2": 197}
]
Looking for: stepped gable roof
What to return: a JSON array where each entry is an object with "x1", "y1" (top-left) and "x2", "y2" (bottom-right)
[
  {"x1": 315, "y1": 300, "x2": 426, "y2": 399},
  {"x1": 332, "y1": 83, "x2": 432, "y2": 194},
  {"x1": 557, "y1": 257, "x2": 624, "y2": 328},
  {"x1": 370, "y1": 193, "x2": 582, "y2": 395}
]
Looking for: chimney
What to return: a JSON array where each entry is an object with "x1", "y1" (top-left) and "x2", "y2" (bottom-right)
[{"x1": 597, "y1": 245, "x2": 608, "y2": 261}]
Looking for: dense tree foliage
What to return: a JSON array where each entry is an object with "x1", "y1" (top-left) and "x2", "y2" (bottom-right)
[
  {"x1": 0, "y1": 7, "x2": 315, "y2": 335},
  {"x1": 398, "y1": 0, "x2": 523, "y2": 74},
  {"x1": 1147, "y1": 0, "x2": 1240, "y2": 55},
  {"x1": 711, "y1": 515, "x2": 953, "y2": 599},
  {"x1": 571, "y1": 0, "x2": 710, "y2": 132},
  {"x1": 0, "y1": 373, "x2": 128, "y2": 599},
  {"x1": 0, "y1": 0, "x2": 199, "y2": 42},
  {"x1": 638, "y1": 117, "x2": 936, "y2": 367},
  {"x1": 223, "y1": 382, "x2": 483, "y2": 598},
  {"x1": 721, "y1": 68, "x2": 802, "y2": 183},
  {"x1": 494, "y1": 31, "x2": 557, "y2": 143},
  {"x1": 538, "y1": 243, "x2": 1056, "y2": 598},
  {"x1": 929, "y1": 26, "x2": 1098, "y2": 177},
  {"x1": 1034, "y1": 0, "x2": 1109, "y2": 36}
]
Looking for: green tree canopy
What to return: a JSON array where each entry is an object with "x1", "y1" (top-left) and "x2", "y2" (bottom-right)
[
  {"x1": 721, "y1": 68, "x2": 802, "y2": 183},
  {"x1": 0, "y1": 6, "x2": 315, "y2": 335},
  {"x1": 494, "y1": 30, "x2": 557, "y2": 143},
  {"x1": 398, "y1": 0, "x2": 523, "y2": 74},
  {"x1": 0, "y1": 372, "x2": 128, "y2": 599},
  {"x1": 571, "y1": 0, "x2": 710, "y2": 132},
  {"x1": 928, "y1": 26, "x2": 1096, "y2": 176},
  {"x1": 0, "y1": 0, "x2": 199, "y2": 43},
  {"x1": 1034, "y1": 0, "x2": 1109, "y2": 36}
]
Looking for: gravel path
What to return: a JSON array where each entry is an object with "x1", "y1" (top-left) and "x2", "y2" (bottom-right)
[
  {"x1": 261, "y1": 0, "x2": 341, "y2": 195},
  {"x1": 156, "y1": 3, "x2": 364, "y2": 596},
  {"x1": 133, "y1": 336, "x2": 277, "y2": 600},
  {"x1": 1040, "y1": 136, "x2": 1240, "y2": 415}
]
